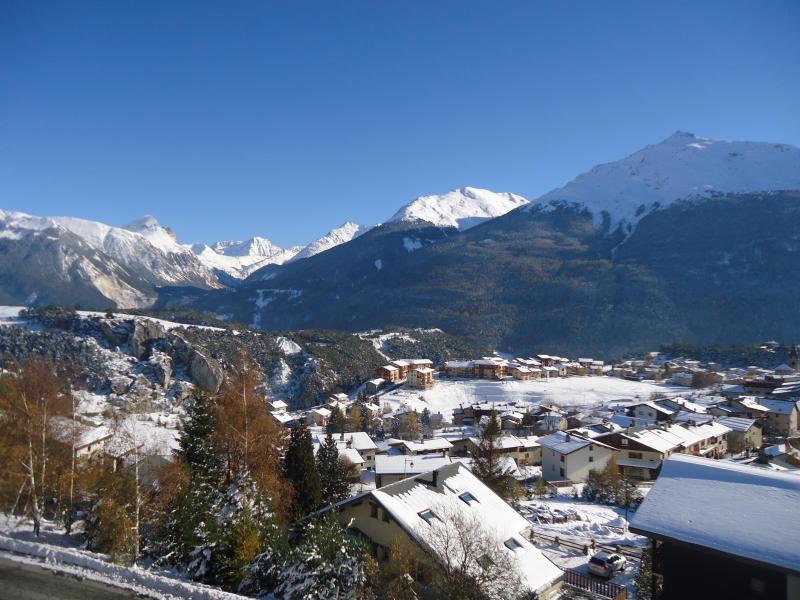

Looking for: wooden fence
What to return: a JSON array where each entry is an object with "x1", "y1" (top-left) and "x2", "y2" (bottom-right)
[{"x1": 563, "y1": 568, "x2": 628, "y2": 600}]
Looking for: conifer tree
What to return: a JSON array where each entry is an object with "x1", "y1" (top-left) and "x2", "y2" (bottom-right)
[
  {"x1": 283, "y1": 421, "x2": 321, "y2": 520},
  {"x1": 472, "y1": 410, "x2": 518, "y2": 500},
  {"x1": 316, "y1": 431, "x2": 351, "y2": 506},
  {"x1": 154, "y1": 391, "x2": 221, "y2": 572}
]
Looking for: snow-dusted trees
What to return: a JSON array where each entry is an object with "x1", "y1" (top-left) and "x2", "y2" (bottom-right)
[
  {"x1": 316, "y1": 430, "x2": 352, "y2": 506},
  {"x1": 271, "y1": 511, "x2": 376, "y2": 600},
  {"x1": 0, "y1": 358, "x2": 71, "y2": 536},
  {"x1": 582, "y1": 456, "x2": 643, "y2": 508},
  {"x1": 282, "y1": 420, "x2": 321, "y2": 520},
  {"x1": 419, "y1": 503, "x2": 525, "y2": 600},
  {"x1": 213, "y1": 359, "x2": 292, "y2": 517},
  {"x1": 471, "y1": 410, "x2": 519, "y2": 501}
]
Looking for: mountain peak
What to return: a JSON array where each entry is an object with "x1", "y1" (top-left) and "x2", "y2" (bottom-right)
[
  {"x1": 291, "y1": 221, "x2": 370, "y2": 261},
  {"x1": 532, "y1": 132, "x2": 800, "y2": 232},
  {"x1": 388, "y1": 187, "x2": 529, "y2": 230}
]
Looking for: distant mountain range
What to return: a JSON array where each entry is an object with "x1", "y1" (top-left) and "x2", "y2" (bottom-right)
[{"x1": 3, "y1": 132, "x2": 799, "y2": 355}]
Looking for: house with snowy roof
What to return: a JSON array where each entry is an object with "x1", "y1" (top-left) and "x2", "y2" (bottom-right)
[
  {"x1": 466, "y1": 434, "x2": 541, "y2": 466},
  {"x1": 716, "y1": 416, "x2": 762, "y2": 453},
  {"x1": 313, "y1": 431, "x2": 378, "y2": 468},
  {"x1": 538, "y1": 431, "x2": 617, "y2": 482},
  {"x1": 387, "y1": 437, "x2": 453, "y2": 456},
  {"x1": 631, "y1": 455, "x2": 800, "y2": 599},
  {"x1": 373, "y1": 454, "x2": 471, "y2": 488},
  {"x1": 595, "y1": 427, "x2": 685, "y2": 481},
  {"x1": 758, "y1": 399, "x2": 799, "y2": 436},
  {"x1": 329, "y1": 462, "x2": 563, "y2": 598}
]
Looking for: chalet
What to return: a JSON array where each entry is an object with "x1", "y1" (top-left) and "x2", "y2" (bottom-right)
[
  {"x1": 473, "y1": 358, "x2": 508, "y2": 379},
  {"x1": 759, "y1": 399, "x2": 799, "y2": 436},
  {"x1": 377, "y1": 364, "x2": 401, "y2": 382},
  {"x1": 267, "y1": 399, "x2": 288, "y2": 412},
  {"x1": 270, "y1": 411, "x2": 298, "y2": 428},
  {"x1": 304, "y1": 406, "x2": 331, "y2": 427},
  {"x1": 538, "y1": 431, "x2": 617, "y2": 483},
  {"x1": 716, "y1": 416, "x2": 762, "y2": 453},
  {"x1": 373, "y1": 454, "x2": 465, "y2": 488},
  {"x1": 626, "y1": 401, "x2": 676, "y2": 423},
  {"x1": 388, "y1": 437, "x2": 453, "y2": 456},
  {"x1": 466, "y1": 434, "x2": 541, "y2": 466},
  {"x1": 314, "y1": 431, "x2": 378, "y2": 469},
  {"x1": 442, "y1": 360, "x2": 475, "y2": 378},
  {"x1": 662, "y1": 422, "x2": 730, "y2": 458},
  {"x1": 52, "y1": 419, "x2": 113, "y2": 459},
  {"x1": 366, "y1": 378, "x2": 386, "y2": 394},
  {"x1": 510, "y1": 365, "x2": 541, "y2": 380},
  {"x1": 596, "y1": 428, "x2": 683, "y2": 481},
  {"x1": 631, "y1": 455, "x2": 800, "y2": 599},
  {"x1": 407, "y1": 367, "x2": 435, "y2": 389},
  {"x1": 329, "y1": 462, "x2": 563, "y2": 598}
]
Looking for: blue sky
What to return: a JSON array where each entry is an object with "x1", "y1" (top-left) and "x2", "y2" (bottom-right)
[{"x1": 1, "y1": 1, "x2": 798, "y2": 247}]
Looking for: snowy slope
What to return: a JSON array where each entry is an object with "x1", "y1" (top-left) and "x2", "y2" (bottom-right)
[
  {"x1": 531, "y1": 131, "x2": 800, "y2": 231},
  {"x1": 291, "y1": 221, "x2": 371, "y2": 261},
  {"x1": 388, "y1": 186, "x2": 529, "y2": 230}
]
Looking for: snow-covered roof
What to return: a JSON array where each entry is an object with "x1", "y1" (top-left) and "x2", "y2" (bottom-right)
[
  {"x1": 411, "y1": 367, "x2": 435, "y2": 375},
  {"x1": 339, "y1": 448, "x2": 365, "y2": 465},
  {"x1": 468, "y1": 435, "x2": 540, "y2": 450},
  {"x1": 391, "y1": 438, "x2": 453, "y2": 453},
  {"x1": 314, "y1": 431, "x2": 377, "y2": 452},
  {"x1": 622, "y1": 428, "x2": 684, "y2": 454},
  {"x1": 538, "y1": 431, "x2": 612, "y2": 454},
  {"x1": 372, "y1": 462, "x2": 562, "y2": 593},
  {"x1": 375, "y1": 454, "x2": 458, "y2": 475},
  {"x1": 716, "y1": 416, "x2": 757, "y2": 432},
  {"x1": 631, "y1": 454, "x2": 800, "y2": 575},
  {"x1": 759, "y1": 399, "x2": 799, "y2": 415}
]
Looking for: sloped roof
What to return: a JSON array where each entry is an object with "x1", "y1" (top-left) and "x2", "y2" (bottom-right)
[
  {"x1": 372, "y1": 462, "x2": 563, "y2": 593},
  {"x1": 631, "y1": 455, "x2": 800, "y2": 575}
]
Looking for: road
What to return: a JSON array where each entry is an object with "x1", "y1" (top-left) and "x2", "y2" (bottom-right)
[{"x1": 0, "y1": 557, "x2": 144, "y2": 599}]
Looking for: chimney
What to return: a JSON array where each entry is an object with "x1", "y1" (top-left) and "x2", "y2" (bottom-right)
[{"x1": 565, "y1": 433, "x2": 571, "y2": 442}]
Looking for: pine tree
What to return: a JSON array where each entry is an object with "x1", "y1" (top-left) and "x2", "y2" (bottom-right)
[
  {"x1": 327, "y1": 407, "x2": 344, "y2": 435},
  {"x1": 153, "y1": 391, "x2": 221, "y2": 573},
  {"x1": 283, "y1": 421, "x2": 321, "y2": 520},
  {"x1": 210, "y1": 468, "x2": 285, "y2": 590},
  {"x1": 274, "y1": 511, "x2": 375, "y2": 599},
  {"x1": 472, "y1": 410, "x2": 518, "y2": 500},
  {"x1": 317, "y1": 431, "x2": 351, "y2": 506}
]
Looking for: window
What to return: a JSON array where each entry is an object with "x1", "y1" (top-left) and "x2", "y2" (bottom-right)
[
  {"x1": 589, "y1": 456, "x2": 594, "y2": 462},
  {"x1": 504, "y1": 537, "x2": 524, "y2": 552},
  {"x1": 560, "y1": 454, "x2": 565, "y2": 462},
  {"x1": 589, "y1": 445, "x2": 593, "y2": 451},
  {"x1": 382, "y1": 509, "x2": 390, "y2": 523},
  {"x1": 621, "y1": 438, "x2": 628, "y2": 446},
  {"x1": 459, "y1": 492, "x2": 479, "y2": 506},
  {"x1": 418, "y1": 509, "x2": 439, "y2": 524},
  {"x1": 559, "y1": 467, "x2": 565, "y2": 477},
  {"x1": 629, "y1": 451, "x2": 643, "y2": 459},
  {"x1": 370, "y1": 503, "x2": 378, "y2": 519}
]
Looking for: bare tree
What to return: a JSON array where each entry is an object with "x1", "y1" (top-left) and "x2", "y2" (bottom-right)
[
  {"x1": 419, "y1": 502, "x2": 526, "y2": 600},
  {"x1": 0, "y1": 359, "x2": 70, "y2": 536}
]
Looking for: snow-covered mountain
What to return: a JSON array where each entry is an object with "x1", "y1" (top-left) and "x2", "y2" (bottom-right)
[
  {"x1": 0, "y1": 210, "x2": 220, "y2": 292},
  {"x1": 192, "y1": 236, "x2": 303, "y2": 279},
  {"x1": 531, "y1": 131, "x2": 800, "y2": 232},
  {"x1": 388, "y1": 186, "x2": 529, "y2": 230},
  {"x1": 291, "y1": 221, "x2": 371, "y2": 261}
]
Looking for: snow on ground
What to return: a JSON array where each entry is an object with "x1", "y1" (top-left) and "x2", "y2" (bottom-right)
[
  {"x1": 379, "y1": 376, "x2": 687, "y2": 415},
  {"x1": 0, "y1": 516, "x2": 247, "y2": 600},
  {"x1": 518, "y1": 491, "x2": 646, "y2": 596}
]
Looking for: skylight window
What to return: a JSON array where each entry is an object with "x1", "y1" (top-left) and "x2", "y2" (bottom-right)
[
  {"x1": 459, "y1": 492, "x2": 479, "y2": 506},
  {"x1": 418, "y1": 509, "x2": 439, "y2": 524},
  {"x1": 504, "y1": 537, "x2": 524, "y2": 552}
]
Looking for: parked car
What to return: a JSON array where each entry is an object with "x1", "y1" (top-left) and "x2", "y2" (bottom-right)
[{"x1": 588, "y1": 551, "x2": 627, "y2": 579}]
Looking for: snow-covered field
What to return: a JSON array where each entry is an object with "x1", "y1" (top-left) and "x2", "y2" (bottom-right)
[{"x1": 379, "y1": 376, "x2": 687, "y2": 415}]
